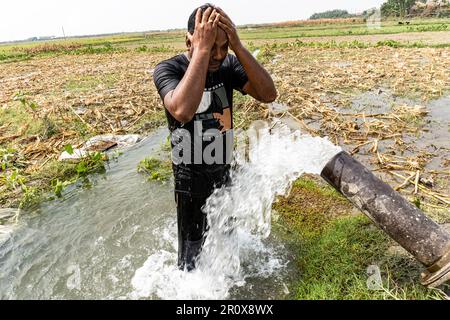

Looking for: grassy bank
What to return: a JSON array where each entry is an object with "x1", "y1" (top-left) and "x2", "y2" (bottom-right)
[{"x1": 273, "y1": 177, "x2": 448, "y2": 299}]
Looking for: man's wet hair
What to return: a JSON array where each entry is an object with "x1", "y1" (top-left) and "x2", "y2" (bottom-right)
[{"x1": 187, "y1": 3, "x2": 216, "y2": 34}]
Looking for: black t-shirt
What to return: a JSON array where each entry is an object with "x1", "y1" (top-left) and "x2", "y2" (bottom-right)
[{"x1": 153, "y1": 53, "x2": 248, "y2": 196}]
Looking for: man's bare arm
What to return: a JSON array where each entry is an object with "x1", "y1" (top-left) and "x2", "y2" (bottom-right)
[
  {"x1": 217, "y1": 8, "x2": 277, "y2": 103},
  {"x1": 234, "y1": 45, "x2": 277, "y2": 103},
  {"x1": 164, "y1": 8, "x2": 220, "y2": 124},
  {"x1": 164, "y1": 50, "x2": 209, "y2": 124}
]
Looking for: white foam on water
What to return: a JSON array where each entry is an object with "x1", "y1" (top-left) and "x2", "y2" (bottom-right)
[{"x1": 130, "y1": 122, "x2": 341, "y2": 300}]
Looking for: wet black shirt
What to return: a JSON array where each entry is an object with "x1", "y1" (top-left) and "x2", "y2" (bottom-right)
[{"x1": 153, "y1": 53, "x2": 248, "y2": 196}]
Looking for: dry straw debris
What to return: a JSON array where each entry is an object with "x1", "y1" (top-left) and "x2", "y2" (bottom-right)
[
  {"x1": 244, "y1": 45, "x2": 450, "y2": 211},
  {"x1": 0, "y1": 45, "x2": 449, "y2": 212}
]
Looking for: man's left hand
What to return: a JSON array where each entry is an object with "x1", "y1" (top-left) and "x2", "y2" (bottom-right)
[{"x1": 216, "y1": 7, "x2": 243, "y2": 52}]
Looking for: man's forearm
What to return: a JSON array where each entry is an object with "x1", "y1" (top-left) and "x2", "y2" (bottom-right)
[
  {"x1": 168, "y1": 50, "x2": 210, "y2": 123},
  {"x1": 233, "y1": 44, "x2": 277, "y2": 102}
]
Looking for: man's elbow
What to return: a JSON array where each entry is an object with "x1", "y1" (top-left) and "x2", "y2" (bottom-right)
[
  {"x1": 260, "y1": 89, "x2": 277, "y2": 103},
  {"x1": 172, "y1": 108, "x2": 194, "y2": 124}
]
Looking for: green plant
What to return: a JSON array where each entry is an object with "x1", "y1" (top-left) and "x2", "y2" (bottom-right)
[
  {"x1": 48, "y1": 145, "x2": 107, "y2": 198},
  {"x1": 246, "y1": 41, "x2": 257, "y2": 52},
  {"x1": 13, "y1": 92, "x2": 39, "y2": 115},
  {"x1": 64, "y1": 144, "x2": 74, "y2": 155},
  {"x1": 64, "y1": 145, "x2": 106, "y2": 178},
  {"x1": 42, "y1": 115, "x2": 59, "y2": 139},
  {"x1": 4, "y1": 168, "x2": 26, "y2": 190},
  {"x1": 135, "y1": 45, "x2": 149, "y2": 52},
  {"x1": 135, "y1": 44, "x2": 174, "y2": 53},
  {"x1": 137, "y1": 157, "x2": 172, "y2": 182},
  {"x1": 376, "y1": 40, "x2": 402, "y2": 48},
  {"x1": 19, "y1": 185, "x2": 41, "y2": 208},
  {"x1": 256, "y1": 46, "x2": 276, "y2": 64},
  {"x1": 51, "y1": 178, "x2": 72, "y2": 198},
  {"x1": 73, "y1": 43, "x2": 124, "y2": 55},
  {"x1": 413, "y1": 197, "x2": 421, "y2": 209},
  {"x1": 408, "y1": 24, "x2": 448, "y2": 32},
  {"x1": 161, "y1": 135, "x2": 172, "y2": 153},
  {"x1": 0, "y1": 147, "x2": 18, "y2": 171},
  {"x1": 0, "y1": 166, "x2": 41, "y2": 208},
  {"x1": 0, "y1": 52, "x2": 30, "y2": 63}
]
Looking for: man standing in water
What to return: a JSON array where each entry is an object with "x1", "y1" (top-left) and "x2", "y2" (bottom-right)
[{"x1": 153, "y1": 3, "x2": 277, "y2": 271}]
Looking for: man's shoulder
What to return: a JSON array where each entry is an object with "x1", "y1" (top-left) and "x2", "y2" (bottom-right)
[{"x1": 155, "y1": 54, "x2": 188, "y2": 73}]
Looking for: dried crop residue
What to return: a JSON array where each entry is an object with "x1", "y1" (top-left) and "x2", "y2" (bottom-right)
[
  {"x1": 1, "y1": 45, "x2": 449, "y2": 213},
  {"x1": 242, "y1": 45, "x2": 449, "y2": 214},
  {"x1": 0, "y1": 52, "x2": 173, "y2": 160},
  {"x1": 0, "y1": 51, "x2": 175, "y2": 206}
]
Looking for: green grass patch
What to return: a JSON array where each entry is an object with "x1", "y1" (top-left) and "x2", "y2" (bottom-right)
[
  {"x1": 34, "y1": 150, "x2": 106, "y2": 199},
  {"x1": 65, "y1": 74, "x2": 118, "y2": 92},
  {"x1": 137, "y1": 132, "x2": 173, "y2": 183},
  {"x1": 0, "y1": 52, "x2": 31, "y2": 63},
  {"x1": 274, "y1": 176, "x2": 352, "y2": 238},
  {"x1": 137, "y1": 157, "x2": 172, "y2": 182},
  {"x1": 0, "y1": 42, "x2": 125, "y2": 63},
  {"x1": 0, "y1": 147, "x2": 107, "y2": 208},
  {"x1": 273, "y1": 176, "x2": 447, "y2": 300},
  {"x1": 292, "y1": 215, "x2": 446, "y2": 300},
  {"x1": 134, "y1": 44, "x2": 175, "y2": 53},
  {"x1": 0, "y1": 101, "x2": 46, "y2": 137},
  {"x1": 257, "y1": 39, "x2": 450, "y2": 52},
  {"x1": 0, "y1": 95, "x2": 63, "y2": 141},
  {"x1": 239, "y1": 19, "x2": 450, "y2": 41},
  {"x1": 407, "y1": 24, "x2": 448, "y2": 32},
  {"x1": 71, "y1": 43, "x2": 125, "y2": 55}
]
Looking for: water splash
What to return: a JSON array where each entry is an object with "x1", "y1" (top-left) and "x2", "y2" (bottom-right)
[{"x1": 131, "y1": 121, "x2": 341, "y2": 299}]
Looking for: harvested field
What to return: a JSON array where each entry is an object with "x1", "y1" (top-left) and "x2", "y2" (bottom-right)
[
  {"x1": 0, "y1": 51, "x2": 174, "y2": 206},
  {"x1": 237, "y1": 45, "x2": 450, "y2": 218},
  {"x1": 1, "y1": 43, "x2": 449, "y2": 215}
]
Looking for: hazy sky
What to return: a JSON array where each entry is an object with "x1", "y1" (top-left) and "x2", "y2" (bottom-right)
[{"x1": 0, "y1": 0, "x2": 386, "y2": 42}]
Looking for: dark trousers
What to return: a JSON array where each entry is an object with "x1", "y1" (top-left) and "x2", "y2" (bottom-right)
[
  {"x1": 174, "y1": 165, "x2": 230, "y2": 271},
  {"x1": 175, "y1": 192, "x2": 209, "y2": 271}
]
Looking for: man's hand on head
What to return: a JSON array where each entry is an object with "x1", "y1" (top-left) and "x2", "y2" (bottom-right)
[
  {"x1": 212, "y1": 7, "x2": 277, "y2": 103},
  {"x1": 216, "y1": 7, "x2": 243, "y2": 52},
  {"x1": 191, "y1": 7, "x2": 221, "y2": 54}
]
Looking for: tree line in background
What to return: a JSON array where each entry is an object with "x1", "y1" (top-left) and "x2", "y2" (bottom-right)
[
  {"x1": 309, "y1": 9, "x2": 355, "y2": 20},
  {"x1": 310, "y1": 0, "x2": 450, "y2": 19},
  {"x1": 381, "y1": 0, "x2": 418, "y2": 17}
]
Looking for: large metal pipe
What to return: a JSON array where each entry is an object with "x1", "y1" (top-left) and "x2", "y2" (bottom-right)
[{"x1": 320, "y1": 151, "x2": 450, "y2": 288}]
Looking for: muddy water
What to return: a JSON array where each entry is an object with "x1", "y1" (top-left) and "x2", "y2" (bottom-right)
[
  {"x1": 328, "y1": 91, "x2": 449, "y2": 184},
  {"x1": 346, "y1": 91, "x2": 449, "y2": 160},
  {"x1": 0, "y1": 128, "x2": 296, "y2": 300},
  {"x1": 416, "y1": 96, "x2": 450, "y2": 172}
]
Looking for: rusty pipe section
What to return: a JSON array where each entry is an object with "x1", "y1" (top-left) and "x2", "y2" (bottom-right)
[{"x1": 320, "y1": 151, "x2": 450, "y2": 288}]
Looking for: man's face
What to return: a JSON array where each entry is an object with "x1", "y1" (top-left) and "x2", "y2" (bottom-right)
[
  {"x1": 187, "y1": 27, "x2": 229, "y2": 72},
  {"x1": 208, "y1": 28, "x2": 228, "y2": 72}
]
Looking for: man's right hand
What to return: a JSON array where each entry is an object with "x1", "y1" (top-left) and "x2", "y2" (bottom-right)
[
  {"x1": 191, "y1": 7, "x2": 220, "y2": 54},
  {"x1": 162, "y1": 7, "x2": 221, "y2": 124}
]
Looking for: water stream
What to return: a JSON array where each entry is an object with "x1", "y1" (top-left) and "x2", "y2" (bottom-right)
[{"x1": 0, "y1": 123, "x2": 341, "y2": 300}]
